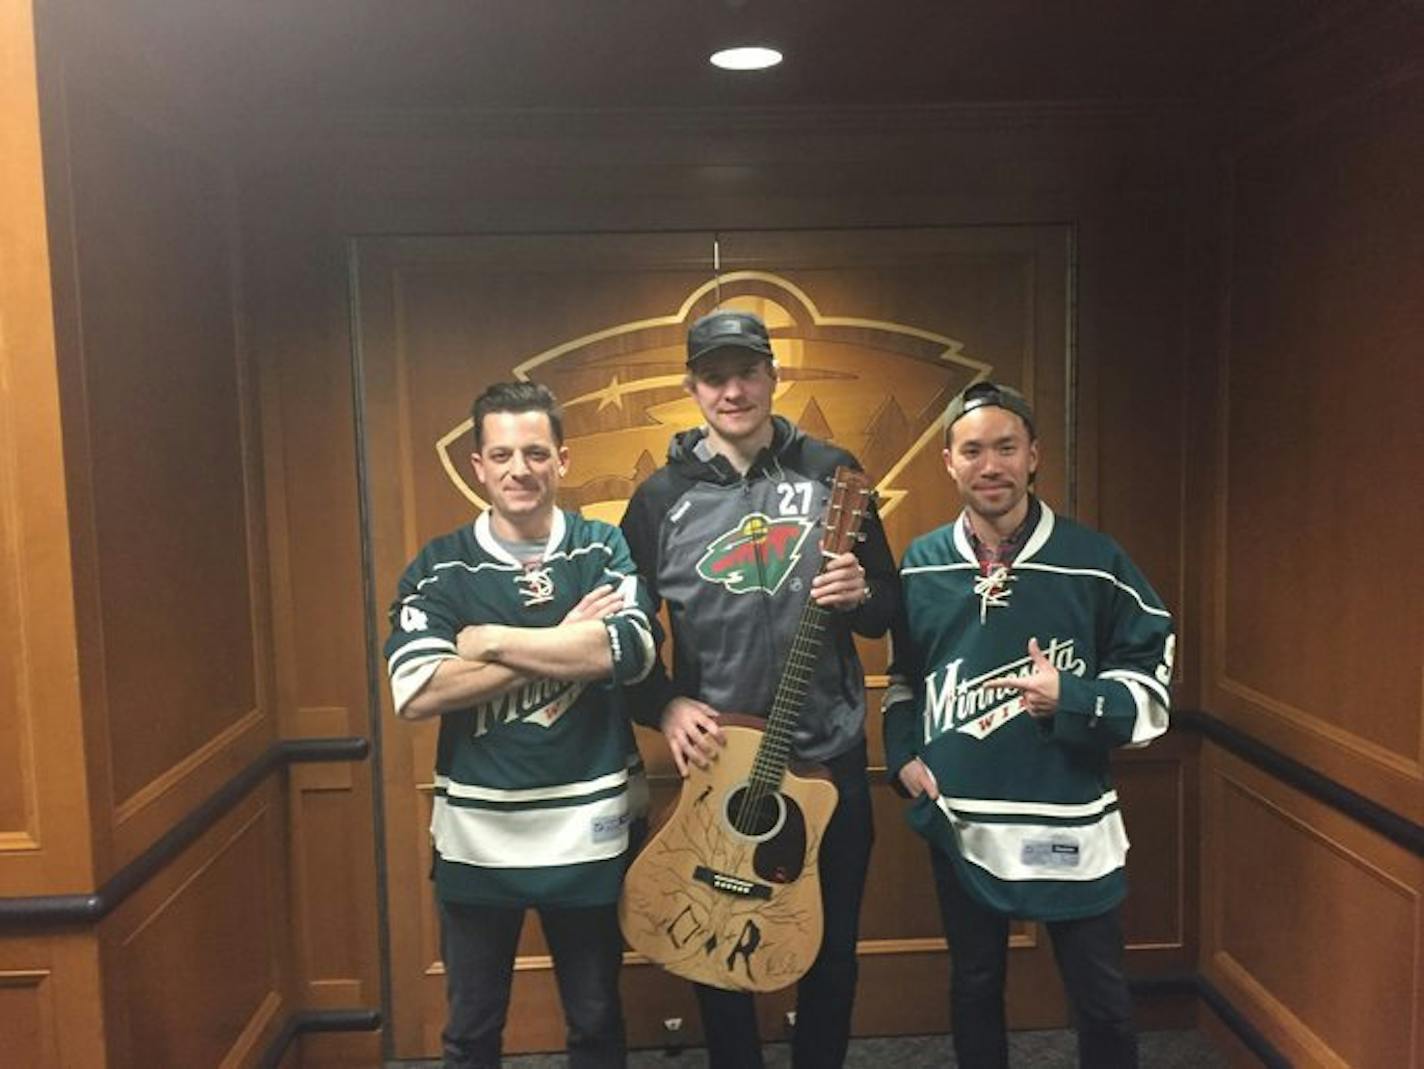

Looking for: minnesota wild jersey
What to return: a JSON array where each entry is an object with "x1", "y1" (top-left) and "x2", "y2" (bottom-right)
[
  {"x1": 385, "y1": 509, "x2": 656, "y2": 908},
  {"x1": 884, "y1": 501, "x2": 1174, "y2": 921}
]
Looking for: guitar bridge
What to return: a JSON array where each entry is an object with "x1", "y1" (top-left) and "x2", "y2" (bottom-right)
[{"x1": 693, "y1": 865, "x2": 772, "y2": 900}]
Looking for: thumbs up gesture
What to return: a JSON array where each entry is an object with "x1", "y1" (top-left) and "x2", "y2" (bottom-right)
[{"x1": 985, "y1": 637, "x2": 1060, "y2": 719}]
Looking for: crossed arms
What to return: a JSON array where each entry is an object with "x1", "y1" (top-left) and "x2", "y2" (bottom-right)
[{"x1": 397, "y1": 585, "x2": 634, "y2": 720}]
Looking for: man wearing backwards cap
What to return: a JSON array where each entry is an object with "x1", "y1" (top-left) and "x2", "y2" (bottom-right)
[
  {"x1": 883, "y1": 380, "x2": 1175, "y2": 1068},
  {"x1": 621, "y1": 310, "x2": 899, "y2": 1067}
]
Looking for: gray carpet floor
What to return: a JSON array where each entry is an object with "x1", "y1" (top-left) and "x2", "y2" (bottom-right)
[{"x1": 393, "y1": 1028, "x2": 1229, "y2": 1067}]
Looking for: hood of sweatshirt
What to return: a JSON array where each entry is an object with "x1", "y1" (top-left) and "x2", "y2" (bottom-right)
[{"x1": 663, "y1": 414, "x2": 804, "y2": 486}]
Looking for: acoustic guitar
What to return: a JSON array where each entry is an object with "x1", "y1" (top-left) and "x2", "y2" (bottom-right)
[{"x1": 619, "y1": 467, "x2": 873, "y2": 992}]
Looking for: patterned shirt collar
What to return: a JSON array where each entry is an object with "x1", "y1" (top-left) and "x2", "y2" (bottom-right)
[{"x1": 963, "y1": 496, "x2": 1041, "y2": 572}]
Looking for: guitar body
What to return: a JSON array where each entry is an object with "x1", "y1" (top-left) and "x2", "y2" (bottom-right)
[{"x1": 620, "y1": 716, "x2": 839, "y2": 992}]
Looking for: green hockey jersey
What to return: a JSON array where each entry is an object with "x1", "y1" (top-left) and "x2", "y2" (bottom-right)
[
  {"x1": 884, "y1": 501, "x2": 1174, "y2": 921},
  {"x1": 385, "y1": 509, "x2": 656, "y2": 908}
]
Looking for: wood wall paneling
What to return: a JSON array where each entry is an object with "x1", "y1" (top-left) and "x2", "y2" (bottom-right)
[
  {"x1": 0, "y1": 966, "x2": 59, "y2": 1067},
  {"x1": 252, "y1": 219, "x2": 385, "y2": 1053},
  {"x1": 290, "y1": 761, "x2": 363, "y2": 1007},
  {"x1": 0, "y1": 0, "x2": 94, "y2": 898},
  {"x1": 251, "y1": 223, "x2": 369, "y2": 715},
  {"x1": 1201, "y1": 744, "x2": 1423, "y2": 1068},
  {"x1": 295, "y1": 1029, "x2": 384, "y2": 1069},
  {"x1": 1083, "y1": 203, "x2": 1189, "y2": 672},
  {"x1": 1210, "y1": 69, "x2": 1424, "y2": 821},
  {"x1": 1190, "y1": 16, "x2": 1424, "y2": 1065},
  {"x1": 4, "y1": 14, "x2": 299, "y2": 1066},
  {"x1": 58, "y1": 85, "x2": 273, "y2": 868},
  {"x1": 102, "y1": 782, "x2": 290, "y2": 1069},
  {"x1": 0, "y1": 357, "x2": 42, "y2": 850},
  {"x1": 0, "y1": 933, "x2": 107, "y2": 1068},
  {"x1": 1116, "y1": 735, "x2": 1193, "y2": 962}
]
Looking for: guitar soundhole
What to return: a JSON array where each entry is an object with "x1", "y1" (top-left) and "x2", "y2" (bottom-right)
[{"x1": 724, "y1": 786, "x2": 785, "y2": 840}]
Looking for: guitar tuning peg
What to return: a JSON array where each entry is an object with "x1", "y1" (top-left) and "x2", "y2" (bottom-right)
[{"x1": 856, "y1": 532, "x2": 867, "y2": 543}]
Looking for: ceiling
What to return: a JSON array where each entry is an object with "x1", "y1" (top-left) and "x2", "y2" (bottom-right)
[{"x1": 67, "y1": 0, "x2": 1346, "y2": 120}]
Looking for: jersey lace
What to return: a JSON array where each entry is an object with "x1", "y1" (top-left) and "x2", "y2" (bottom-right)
[{"x1": 973, "y1": 565, "x2": 1015, "y2": 624}]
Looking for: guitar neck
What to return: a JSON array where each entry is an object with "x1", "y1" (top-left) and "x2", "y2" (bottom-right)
[{"x1": 749, "y1": 599, "x2": 832, "y2": 790}]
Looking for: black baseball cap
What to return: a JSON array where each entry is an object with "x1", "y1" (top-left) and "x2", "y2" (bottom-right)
[
  {"x1": 686, "y1": 310, "x2": 774, "y2": 366},
  {"x1": 944, "y1": 380, "x2": 1036, "y2": 439}
]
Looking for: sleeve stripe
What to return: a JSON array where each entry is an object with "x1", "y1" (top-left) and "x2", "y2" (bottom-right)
[
  {"x1": 881, "y1": 680, "x2": 914, "y2": 712},
  {"x1": 1110, "y1": 677, "x2": 1170, "y2": 746},
  {"x1": 1100, "y1": 667, "x2": 1170, "y2": 709},
  {"x1": 391, "y1": 658, "x2": 447, "y2": 714},
  {"x1": 623, "y1": 617, "x2": 656, "y2": 685},
  {"x1": 388, "y1": 636, "x2": 456, "y2": 674}
]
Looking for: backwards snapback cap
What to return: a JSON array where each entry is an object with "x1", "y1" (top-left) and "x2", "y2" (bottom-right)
[
  {"x1": 686, "y1": 310, "x2": 774, "y2": 366},
  {"x1": 944, "y1": 380, "x2": 1036, "y2": 438}
]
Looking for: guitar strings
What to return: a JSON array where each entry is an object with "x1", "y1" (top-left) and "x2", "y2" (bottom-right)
[
  {"x1": 739, "y1": 601, "x2": 829, "y2": 832},
  {"x1": 737, "y1": 482, "x2": 867, "y2": 835}
]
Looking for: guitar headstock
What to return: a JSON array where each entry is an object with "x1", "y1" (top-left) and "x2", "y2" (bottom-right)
[{"x1": 820, "y1": 466, "x2": 874, "y2": 556}]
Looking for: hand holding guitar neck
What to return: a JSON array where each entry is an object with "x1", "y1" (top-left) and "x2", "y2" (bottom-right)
[{"x1": 810, "y1": 550, "x2": 869, "y2": 611}]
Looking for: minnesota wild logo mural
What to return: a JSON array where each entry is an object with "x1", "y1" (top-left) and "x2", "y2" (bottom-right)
[
  {"x1": 433, "y1": 271, "x2": 992, "y2": 523},
  {"x1": 696, "y1": 514, "x2": 814, "y2": 596}
]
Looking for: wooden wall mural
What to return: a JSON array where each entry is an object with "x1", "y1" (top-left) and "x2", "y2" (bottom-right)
[{"x1": 430, "y1": 270, "x2": 990, "y2": 527}]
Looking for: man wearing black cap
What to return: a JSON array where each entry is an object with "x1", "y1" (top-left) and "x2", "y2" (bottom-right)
[
  {"x1": 620, "y1": 310, "x2": 899, "y2": 1067},
  {"x1": 884, "y1": 380, "x2": 1175, "y2": 1068}
]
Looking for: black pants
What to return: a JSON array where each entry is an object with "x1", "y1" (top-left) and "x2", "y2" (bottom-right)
[
  {"x1": 695, "y1": 742, "x2": 875, "y2": 1069},
  {"x1": 930, "y1": 849, "x2": 1138, "y2": 1069},
  {"x1": 439, "y1": 899, "x2": 626, "y2": 1069}
]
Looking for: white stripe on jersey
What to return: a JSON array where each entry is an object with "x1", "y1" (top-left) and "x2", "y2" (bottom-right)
[
  {"x1": 436, "y1": 767, "x2": 629, "y2": 804},
  {"x1": 937, "y1": 799, "x2": 1130, "y2": 883},
  {"x1": 943, "y1": 789, "x2": 1119, "y2": 820},
  {"x1": 387, "y1": 636, "x2": 456, "y2": 674},
  {"x1": 1013, "y1": 562, "x2": 1171, "y2": 619},
  {"x1": 901, "y1": 562, "x2": 977, "y2": 576},
  {"x1": 430, "y1": 788, "x2": 633, "y2": 869}
]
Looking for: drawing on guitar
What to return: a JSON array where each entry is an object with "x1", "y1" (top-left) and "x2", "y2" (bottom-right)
[{"x1": 620, "y1": 467, "x2": 873, "y2": 992}]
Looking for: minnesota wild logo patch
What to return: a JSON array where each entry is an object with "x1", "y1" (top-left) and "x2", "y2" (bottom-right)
[{"x1": 697, "y1": 513, "x2": 813, "y2": 595}]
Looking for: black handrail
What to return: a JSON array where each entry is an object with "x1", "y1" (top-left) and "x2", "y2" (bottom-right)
[
  {"x1": 255, "y1": 1009, "x2": 382, "y2": 1069},
  {"x1": 1175, "y1": 709, "x2": 1422, "y2": 857},
  {"x1": 0, "y1": 737, "x2": 369, "y2": 926}
]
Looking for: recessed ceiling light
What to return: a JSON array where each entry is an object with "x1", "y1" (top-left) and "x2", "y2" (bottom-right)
[{"x1": 709, "y1": 46, "x2": 783, "y2": 71}]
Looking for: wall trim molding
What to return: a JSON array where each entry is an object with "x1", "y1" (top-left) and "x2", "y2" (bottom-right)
[
  {"x1": 255, "y1": 1008, "x2": 382, "y2": 1069},
  {"x1": 1129, "y1": 974, "x2": 1291, "y2": 1069},
  {"x1": 1177, "y1": 709, "x2": 1423, "y2": 856},
  {"x1": 0, "y1": 736, "x2": 369, "y2": 926}
]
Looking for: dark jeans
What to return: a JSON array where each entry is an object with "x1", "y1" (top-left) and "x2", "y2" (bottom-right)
[
  {"x1": 439, "y1": 899, "x2": 626, "y2": 1069},
  {"x1": 695, "y1": 742, "x2": 875, "y2": 1069},
  {"x1": 930, "y1": 848, "x2": 1138, "y2": 1069}
]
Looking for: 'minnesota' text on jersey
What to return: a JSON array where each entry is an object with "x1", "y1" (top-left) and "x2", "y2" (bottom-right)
[{"x1": 884, "y1": 502, "x2": 1174, "y2": 921}]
